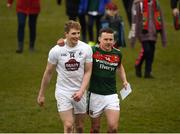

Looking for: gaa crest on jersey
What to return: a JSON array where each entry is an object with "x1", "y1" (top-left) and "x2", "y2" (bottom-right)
[
  {"x1": 78, "y1": 51, "x2": 83, "y2": 58},
  {"x1": 65, "y1": 59, "x2": 80, "y2": 71}
]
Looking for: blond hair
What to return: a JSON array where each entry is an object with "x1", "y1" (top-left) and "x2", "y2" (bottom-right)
[{"x1": 64, "y1": 20, "x2": 81, "y2": 33}]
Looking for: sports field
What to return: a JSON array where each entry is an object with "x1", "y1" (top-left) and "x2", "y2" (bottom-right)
[{"x1": 0, "y1": 0, "x2": 180, "y2": 132}]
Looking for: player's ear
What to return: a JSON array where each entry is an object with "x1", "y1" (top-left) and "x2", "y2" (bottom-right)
[{"x1": 98, "y1": 36, "x2": 101, "y2": 43}]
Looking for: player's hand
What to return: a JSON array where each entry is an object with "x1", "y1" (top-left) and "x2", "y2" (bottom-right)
[
  {"x1": 57, "y1": 38, "x2": 65, "y2": 46},
  {"x1": 37, "y1": 94, "x2": 45, "y2": 107},
  {"x1": 123, "y1": 81, "x2": 129, "y2": 90},
  {"x1": 72, "y1": 90, "x2": 84, "y2": 102}
]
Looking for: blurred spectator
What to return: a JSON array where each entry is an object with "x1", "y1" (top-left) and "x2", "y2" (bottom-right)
[
  {"x1": 87, "y1": 0, "x2": 110, "y2": 46},
  {"x1": 171, "y1": 0, "x2": 180, "y2": 30},
  {"x1": 57, "y1": 0, "x2": 80, "y2": 20},
  {"x1": 7, "y1": 0, "x2": 40, "y2": 53},
  {"x1": 129, "y1": 0, "x2": 167, "y2": 78},
  {"x1": 171, "y1": 0, "x2": 179, "y2": 16},
  {"x1": 78, "y1": 0, "x2": 88, "y2": 42},
  {"x1": 122, "y1": 0, "x2": 134, "y2": 25},
  {"x1": 101, "y1": 2, "x2": 126, "y2": 48},
  {"x1": 57, "y1": 0, "x2": 88, "y2": 42}
]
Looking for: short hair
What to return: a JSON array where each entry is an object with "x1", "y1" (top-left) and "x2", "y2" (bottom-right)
[
  {"x1": 99, "y1": 27, "x2": 114, "y2": 37},
  {"x1": 64, "y1": 20, "x2": 81, "y2": 33}
]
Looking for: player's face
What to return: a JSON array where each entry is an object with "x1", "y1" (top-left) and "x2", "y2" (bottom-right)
[
  {"x1": 99, "y1": 32, "x2": 114, "y2": 51},
  {"x1": 65, "y1": 28, "x2": 80, "y2": 46}
]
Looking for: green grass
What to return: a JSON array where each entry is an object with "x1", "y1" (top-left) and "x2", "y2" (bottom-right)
[{"x1": 0, "y1": 0, "x2": 180, "y2": 132}]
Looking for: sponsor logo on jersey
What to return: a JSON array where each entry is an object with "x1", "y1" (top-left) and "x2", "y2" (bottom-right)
[
  {"x1": 65, "y1": 59, "x2": 80, "y2": 71},
  {"x1": 93, "y1": 51, "x2": 120, "y2": 63}
]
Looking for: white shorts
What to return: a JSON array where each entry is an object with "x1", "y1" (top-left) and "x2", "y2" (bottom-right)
[
  {"x1": 87, "y1": 92, "x2": 120, "y2": 118},
  {"x1": 55, "y1": 90, "x2": 87, "y2": 114}
]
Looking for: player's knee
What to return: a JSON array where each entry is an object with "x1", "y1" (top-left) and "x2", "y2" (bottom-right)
[{"x1": 64, "y1": 122, "x2": 73, "y2": 133}]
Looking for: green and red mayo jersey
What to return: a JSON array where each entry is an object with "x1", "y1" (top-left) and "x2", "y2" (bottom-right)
[{"x1": 89, "y1": 45, "x2": 122, "y2": 95}]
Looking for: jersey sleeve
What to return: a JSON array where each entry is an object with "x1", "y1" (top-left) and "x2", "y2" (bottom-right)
[
  {"x1": 85, "y1": 46, "x2": 93, "y2": 63},
  {"x1": 48, "y1": 45, "x2": 59, "y2": 65},
  {"x1": 117, "y1": 49, "x2": 123, "y2": 66},
  {"x1": 119, "y1": 50, "x2": 122, "y2": 58}
]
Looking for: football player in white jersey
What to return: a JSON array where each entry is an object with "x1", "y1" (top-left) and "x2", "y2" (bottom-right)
[{"x1": 37, "y1": 20, "x2": 93, "y2": 133}]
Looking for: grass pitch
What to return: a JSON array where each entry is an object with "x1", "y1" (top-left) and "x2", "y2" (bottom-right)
[{"x1": 0, "y1": 0, "x2": 179, "y2": 132}]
